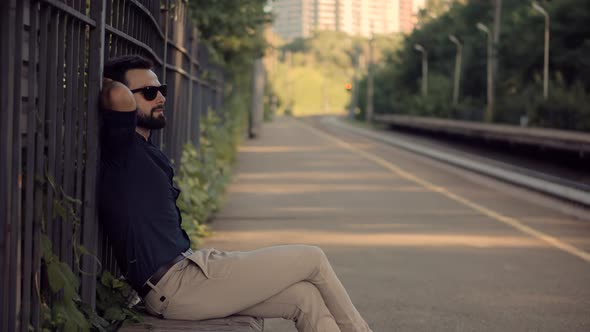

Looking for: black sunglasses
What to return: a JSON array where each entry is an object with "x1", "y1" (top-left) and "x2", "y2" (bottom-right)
[{"x1": 131, "y1": 84, "x2": 167, "y2": 101}]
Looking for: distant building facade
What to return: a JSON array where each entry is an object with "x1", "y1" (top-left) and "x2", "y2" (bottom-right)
[{"x1": 272, "y1": 0, "x2": 426, "y2": 39}]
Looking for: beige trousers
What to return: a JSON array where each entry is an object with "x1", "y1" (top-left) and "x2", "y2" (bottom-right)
[{"x1": 143, "y1": 245, "x2": 373, "y2": 332}]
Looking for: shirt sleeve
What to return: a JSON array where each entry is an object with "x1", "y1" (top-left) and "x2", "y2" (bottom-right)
[{"x1": 100, "y1": 109, "x2": 137, "y2": 155}]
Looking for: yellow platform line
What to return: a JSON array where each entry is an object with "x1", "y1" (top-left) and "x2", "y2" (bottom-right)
[{"x1": 295, "y1": 118, "x2": 590, "y2": 264}]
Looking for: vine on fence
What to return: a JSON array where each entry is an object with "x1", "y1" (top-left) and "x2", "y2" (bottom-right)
[
  {"x1": 40, "y1": 172, "x2": 93, "y2": 332},
  {"x1": 40, "y1": 169, "x2": 140, "y2": 331}
]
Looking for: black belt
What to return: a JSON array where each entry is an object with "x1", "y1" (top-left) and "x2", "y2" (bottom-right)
[{"x1": 139, "y1": 248, "x2": 192, "y2": 298}]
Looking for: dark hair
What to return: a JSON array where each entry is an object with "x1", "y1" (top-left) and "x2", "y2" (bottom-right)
[{"x1": 103, "y1": 55, "x2": 153, "y2": 85}]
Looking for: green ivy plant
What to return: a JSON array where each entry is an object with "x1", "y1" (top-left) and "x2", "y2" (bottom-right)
[
  {"x1": 40, "y1": 234, "x2": 90, "y2": 332},
  {"x1": 40, "y1": 172, "x2": 139, "y2": 332},
  {"x1": 175, "y1": 108, "x2": 242, "y2": 248}
]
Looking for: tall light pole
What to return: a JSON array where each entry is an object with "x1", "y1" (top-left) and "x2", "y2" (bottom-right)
[
  {"x1": 477, "y1": 22, "x2": 494, "y2": 122},
  {"x1": 532, "y1": 1, "x2": 550, "y2": 99},
  {"x1": 366, "y1": 30, "x2": 375, "y2": 123},
  {"x1": 349, "y1": 51, "x2": 364, "y2": 119},
  {"x1": 414, "y1": 43, "x2": 428, "y2": 97},
  {"x1": 449, "y1": 34, "x2": 463, "y2": 106}
]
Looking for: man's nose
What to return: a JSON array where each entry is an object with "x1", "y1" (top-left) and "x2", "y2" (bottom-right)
[{"x1": 156, "y1": 91, "x2": 166, "y2": 104}]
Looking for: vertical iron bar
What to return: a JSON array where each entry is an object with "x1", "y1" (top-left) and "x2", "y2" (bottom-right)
[
  {"x1": 0, "y1": 0, "x2": 17, "y2": 329},
  {"x1": 22, "y1": 1, "x2": 39, "y2": 330},
  {"x1": 53, "y1": 11, "x2": 67, "y2": 261},
  {"x1": 62, "y1": 10, "x2": 77, "y2": 268},
  {"x1": 81, "y1": 0, "x2": 106, "y2": 308},
  {"x1": 32, "y1": 3, "x2": 50, "y2": 330},
  {"x1": 12, "y1": 0, "x2": 26, "y2": 328},
  {"x1": 44, "y1": 7, "x2": 59, "y2": 251}
]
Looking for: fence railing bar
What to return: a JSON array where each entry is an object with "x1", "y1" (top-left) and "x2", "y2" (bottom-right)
[
  {"x1": 44, "y1": 8, "x2": 59, "y2": 254},
  {"x1": 128, "y1": 0, "x2": 165, "y2": 40},
  {"x1": 105, "y1": 25, "x2": 163, "y2": 65},
  {"x1": 165, "y1": 63, "x2": 210, "y2": 84},
  {"x1": 1, "y1": 0, "x2": 18, "y2": 330},
  {"x1": 0, "y1": 6, "x2": 9, "y2": 328},
  {"x1": 186, "y1": 30, "x2": 196, "y2": 148},
  {"x1": 53, "y1": 12, "x2": 68, "y2": 260},
  {"x1": 74, "y1": 17, "x2": 86, "y2": 257},
  {"x1": 105, "y1": 0, "x2": 112, "y2": 26},
  {"x1": 169, "y1": 72, "x2": 180, "y2": 161},
  {"x1": 61, "y1": 13, "x2": 77, "y2": 268},
  {"x1": 168, "y1": 39, "x2": 199, "y2": 69},
  {"x1": 80, "y1": 0, "x2": 106, "y2": 307},
  {"x1": 39, "y1": 0, "x2": 96, "y2": 27},
  {"x1": 113, "y1": 0, "x2": 123, "y2": 56},
  {"x1": 119, "y1": 1, "x2": 133, "y2": 48},
  {"x1": 11, "y1": 0, "x2": 25, "y2": 325},
  {"x1": 22, "y1": 1, "x2": 39, "y2": 329},
  {"x1": 32, "y1": 4, "x2": 51, "y2": 330}
]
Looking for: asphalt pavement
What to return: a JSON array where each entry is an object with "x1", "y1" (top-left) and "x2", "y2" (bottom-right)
[{"x1": 202, "y1": 115, "x2": 590, "y2": 332}]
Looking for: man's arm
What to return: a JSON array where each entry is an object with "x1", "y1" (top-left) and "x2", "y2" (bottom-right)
[
  {"x1": 100, "y1": 78, "x2": 137, "y2": 152},
  {"x1": 100, "y1": 78, "x2": 136, "y2": 112}
]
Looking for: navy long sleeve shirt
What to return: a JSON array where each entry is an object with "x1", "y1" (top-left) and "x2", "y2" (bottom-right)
[{"x1": 98, "y1": 109, "x2": 190, "y2": 292}]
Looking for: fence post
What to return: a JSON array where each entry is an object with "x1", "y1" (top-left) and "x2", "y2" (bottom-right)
[
  {"x1": 249, "y1": 58, "x2": 265, "y2": 138},
  {"x1": 81, "y1": 0, "x2": 106, "y2": 308},
  {"x1": 0, "y1": 0, "x2": 17, "y2": 330}
]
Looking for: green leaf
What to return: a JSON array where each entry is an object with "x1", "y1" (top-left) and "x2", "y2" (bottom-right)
[
  {"x1": 78, "y1": 302, "x2": 110, "y2": 332},
  {"x1": 104, "y1": 307, "x2": 126, "y2": 321},
  {"x1": 46, "y1": 261, "x2": 66, "y2": 293},
  {"x1": 53, "y1": 199, "x2": 67, "y2": 219},
  {"x1": 111, "y1": 279, "x2": 126, "y2": 289},
  {"x1": 101, "y1": 271, "x2": 114, "y2": 287},
  {"x1": 41, "y1": 235, "x2": 53, "y2": 261}
]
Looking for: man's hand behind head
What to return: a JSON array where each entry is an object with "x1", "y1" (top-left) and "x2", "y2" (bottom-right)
[{"x1": 101, "y1": 78, "x2": 137, "y2": 112}]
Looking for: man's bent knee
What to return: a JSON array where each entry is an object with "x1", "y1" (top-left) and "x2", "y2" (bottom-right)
[{"x1": 300, "y1": 245, "x2": 328, "y2": 264}]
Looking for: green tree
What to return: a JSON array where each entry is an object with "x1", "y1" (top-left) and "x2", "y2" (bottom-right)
[{"x1": 365, "y1": 0, "x2": 590, "y2": 131}]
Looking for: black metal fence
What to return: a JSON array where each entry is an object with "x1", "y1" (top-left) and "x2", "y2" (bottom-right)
[{"x1": 0, "y1": 0, "x2": 223, "y2": 330}]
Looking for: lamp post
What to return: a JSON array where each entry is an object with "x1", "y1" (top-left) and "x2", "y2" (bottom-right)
[
  {"x1": 477, "y1": 22, "x2": 494, "y2": 122},
  {"x1": 532, "y1": 1, "x2": 550, "y2": 99},
  {"x1": 449, "y1": 34, "x2": 463, "y2": 106},
  {"x1": 366, "y1": 30, "x2": 375, "y2": 123},
  {"x1": 414, "y1": 43, "x2": 428, "y2": 97}
]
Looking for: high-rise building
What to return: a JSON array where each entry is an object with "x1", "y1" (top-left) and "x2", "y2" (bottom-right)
[
  {"x1": 272, "y1": 0, "x2": 313, "y2": 40},
  {"x1": 272, "y1": 0, "x2": 426, "y2": 40},
  {"x1": 399, "y1": 0, "x2": 427, "y2": 33}
]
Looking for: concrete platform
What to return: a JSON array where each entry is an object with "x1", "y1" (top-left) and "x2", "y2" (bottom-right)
[{"x1": 119, "y1": 314, "x2": 264, "y2": 332}]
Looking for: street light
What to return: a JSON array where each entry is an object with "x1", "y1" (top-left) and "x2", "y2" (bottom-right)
[
  {"x1": 448, "y1": 34, "x2": 463, "y2": 106},
  {"x1": 414, "y1": 43, "x2": 428, "y2": 97},
  {"x1": 366, "y1": 29, "x2": 375, "y2": 123},
  {"x1": 477, "y1": 22, "x2": 494, "y2": 122},
  {"x1": 532, "y1": 1, "x2": 550, "y2": 99}
]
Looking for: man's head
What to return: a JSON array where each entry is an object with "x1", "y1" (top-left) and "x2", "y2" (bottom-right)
[{"x1": 103, "y1": 55, "x2": 167, "y2": 130}]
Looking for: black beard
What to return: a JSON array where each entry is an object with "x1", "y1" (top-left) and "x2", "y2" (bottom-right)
[{"x1": 137, "y1": 107, "x2": 166, "y2": 130}]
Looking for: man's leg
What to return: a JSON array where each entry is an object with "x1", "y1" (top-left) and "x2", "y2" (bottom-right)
[
  {"x1": 153, "y1": 245, "x2": 372, "y2": 332},
  {"x1": 237, "y1": 281, "x2": 341, "y2": 332}
]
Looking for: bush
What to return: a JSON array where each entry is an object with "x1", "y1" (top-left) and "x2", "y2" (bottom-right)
[
  {"x1": 530, "y1": 79, "x2": 590, "y2": 131},
  {"x1": 175, "y1": 81, "x2": 249, "y2": 248},
  {"x1": 496, "y1": 76, "x2": 590, "y2": 131}
]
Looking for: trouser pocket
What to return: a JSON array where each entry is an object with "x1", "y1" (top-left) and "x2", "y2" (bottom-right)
[
  {"x1": 143, "y1": 285, "x2": 171, "y2": 318},
  {"x1": 186, "y1": 248, "x2": 234, "y2": 279}
]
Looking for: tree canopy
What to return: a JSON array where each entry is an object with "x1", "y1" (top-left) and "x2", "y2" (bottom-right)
[
  {"x1": 187, "y1": 0, "x2": 273, "y2": 67},
  {"x1": 360, "y1": 0, "x2": 590, "y2": 131}
]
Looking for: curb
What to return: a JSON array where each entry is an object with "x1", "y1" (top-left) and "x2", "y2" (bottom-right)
[{"x1": 325, "y1": 117, "x2": 590, "y2": 207}]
